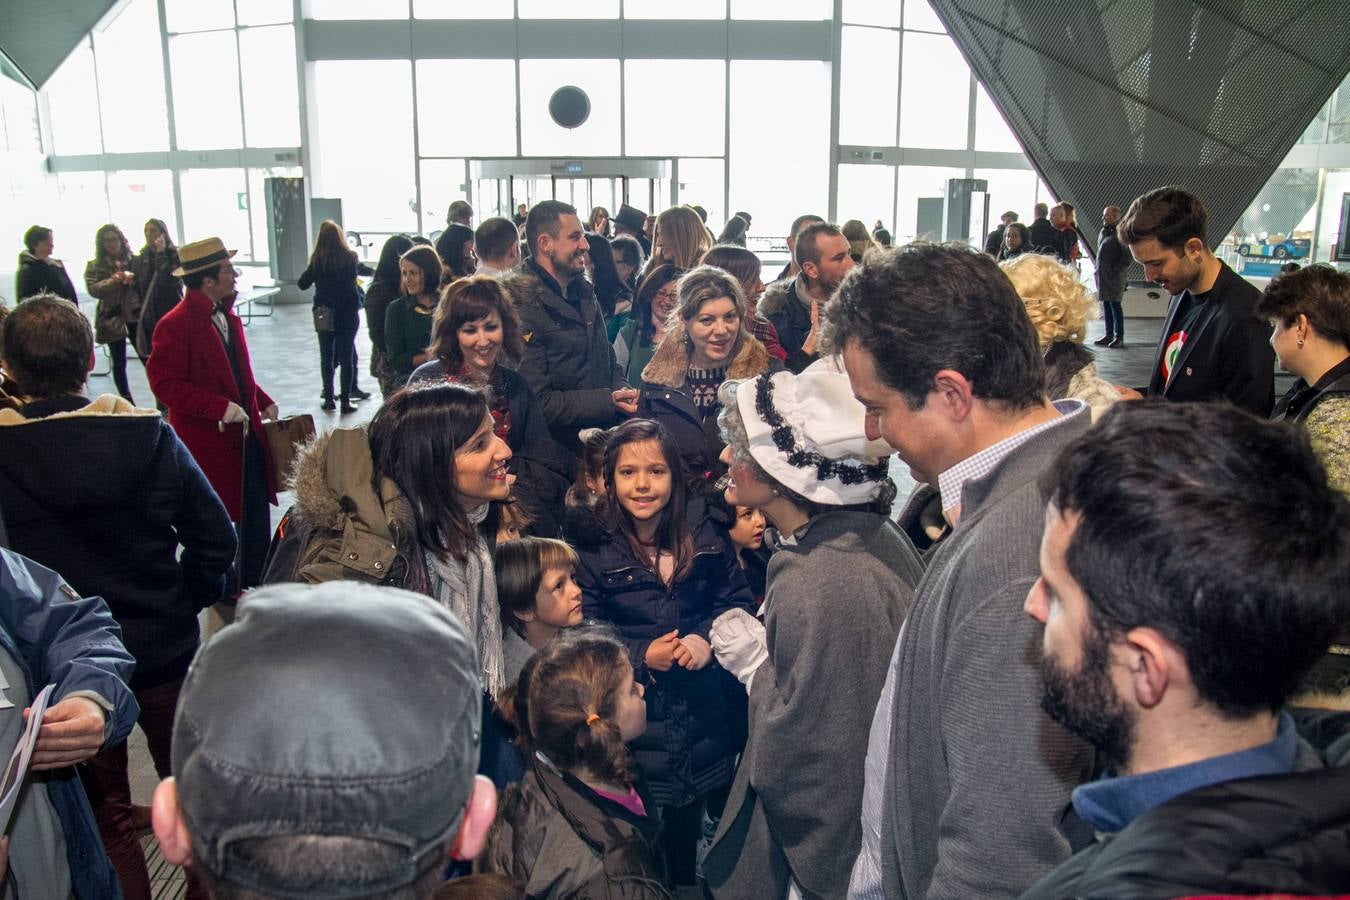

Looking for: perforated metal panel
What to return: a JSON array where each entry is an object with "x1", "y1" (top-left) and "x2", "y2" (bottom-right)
[{"x1": 931, "y1": 0, "x2": 1350, "y2": 257}]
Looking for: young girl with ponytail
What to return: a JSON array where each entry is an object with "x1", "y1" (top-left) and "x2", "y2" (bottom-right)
[{"x1": 479, "y1": 627, "x2": 669, "y2": 898}]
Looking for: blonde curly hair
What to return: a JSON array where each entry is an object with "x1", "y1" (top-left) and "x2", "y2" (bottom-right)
[{"x1": 1000, "y1": 253, "x2": 1097, "y2": 346}]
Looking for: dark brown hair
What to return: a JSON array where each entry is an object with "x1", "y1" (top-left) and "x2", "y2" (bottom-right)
[
  {"x1": 1, "y1": 293, "x2": 92, "y2": 398},
  {"x1": 399, "y1": 245, "x2": 443, "y2": 299},
  {"x1": 632, "y1": 263, "x2": 682, "y2": 346},
  {"x1": 603, "y1": 418, "x2": 695, "y2": 582},
  {"x1": 510, "y1": 627, "x2": 637, "y2": 787},
  {"x1": 1257, "y1": 264, "x2": 1350, "y2": 350},
  {"x1": 495, "y1": 537, "x2": 579, "y2": 636},
  {"x1": 367, "y1": 382, "x2": 491, "y2": 561},
  {"x1": 428, "y1": 276, "x2": 525, "y2": 372},
  {"x1": 93, "y1": 223, "x2": 132, "y2": 268},
  {"x1": 1118, "y1": 186, "x2": 1208, "y2": 252}
]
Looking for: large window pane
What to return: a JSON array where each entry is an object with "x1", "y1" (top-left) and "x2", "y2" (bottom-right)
[
  {"x1": 314, "y1": 61, "x2": 415, "y2": 233},
  {"x1": 165, "y1": 0, "x2": 234, "y2": 32},
  {"x1": 625, "y1": 0, "x2": 726, "y2": 18},
  {"x1": 904, "y1": 0, "x2": 946, "y2": 32},
  {"x1": 236, "y1": 0, "x2": 293, "y2": 26},
  {"x1": 170, "y1": 32, "x2": 243, "y2": 149},
  {"x1": 731, "y1": 0, "x2": 829, "y2": 19},
  {"x1": 730, "y1": 60, "x2": 829, "y2": 238},
  {"x1": 310, "y1": 0, "x2": 410, "y2": 18},
  {"x1": 45, "y1": 40, "x2": 103, "y2": 155},
  {"x1": 520, "y1": 60, "x2": 621, "y2": 156},
  {"x1": 840, "y1": 27, "x2": 899, "y2": 146},
  {"x1": 678, "y1": 158, "x2": 725, "y2": 231},
  {"x1": 626, "y1": 61, "x2": 724, "y2": 156},
  {"x1": 51, "y1": 173, "x2": 111, "y2": 291},
  {"x1": 837, "y1": 164, "x2": 896, "y2": 232},
  {"x1": 180, "y1": 168, "x2": 252, "y2": 259},
  {"x1": 518, "y1": 0, "x2": 618, "y2": 17},
  {"x1": 417, "y1": 61, "x2": 517, "y2": 156},
  {"x1": 1, "y1": 78, "x2": 54, "y2": 276},
  {"x1": 94, "y1": 0, "x2": 169, "y2": 152},
  {"x1": 107, "y1": 171, "x2": 178, "y2": 246},
  {"x1": 974, "y1": 83, "x2": 1021, "y2": 153},
  {"x1": 240, "y1": 26, "x2": 300, "y2": 146},
  {"x1": 414, "y1": 0, "x2": 514, "y2": 17},
  {"x1": 899, "y1": 32, "x2": 968, "y2": 149},
  {"x1": 973, "y1": 168, "x2": 1038, "y2": 236},
  {"x1": 419, "y1": 158, "x2": 469, "y2": 235},
  {"x1": 895, "y1": 164, "x2": 961, "y2": 244},
  {"x1": 843, "y1": 0, "x2": 900, "y2": 27}
]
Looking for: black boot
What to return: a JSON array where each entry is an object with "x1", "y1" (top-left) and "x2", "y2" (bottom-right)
[
  {"x1": 1107, "y1": 336, "x2": 1125, "y2": 348},
  {"x1": 1093, "y1": 335, "x2": 1112, "y2": 346}
]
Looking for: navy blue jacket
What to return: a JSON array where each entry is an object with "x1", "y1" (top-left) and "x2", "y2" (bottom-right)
[
  {"x1": 0, "y1": 549, "x2": 138, "y2": 899},
  {"x1": 0, "y1": 396, "x2": 236, "y2": 688},
  {"x1": 570, "y1": 498, "x2": 754, "y2": 807}
]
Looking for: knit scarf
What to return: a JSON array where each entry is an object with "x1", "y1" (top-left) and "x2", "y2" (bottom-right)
[{"x1": 425, "y1": 503, "x2": 504, "y2": 698}]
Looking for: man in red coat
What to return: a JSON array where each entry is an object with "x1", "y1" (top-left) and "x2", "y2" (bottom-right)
[{"x1": 148, "y1": 237, "x2": 279, "y2": 595}]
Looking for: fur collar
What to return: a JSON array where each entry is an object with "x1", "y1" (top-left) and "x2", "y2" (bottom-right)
[
  {"x1": 290, "y1": 427, "x2": 415, "y2": 546},
  {"x1": 639, "y1": 320, "x2": 773, "y2": 389},
  {"x1": 756, "y1": 277, "x2": 797, "y2": 318},
  {"x1": 0, "y1": 394, "x2": 159, "y2": 426}
]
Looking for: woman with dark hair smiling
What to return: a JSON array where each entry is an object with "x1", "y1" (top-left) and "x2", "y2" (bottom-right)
[
  {"x1": 410, "y1": 275, "x2": 575, "y2": 535},
  {"x1": 613, "y1": 263, "x2": 681, "y2": 384},
  {"x1": 289, "y1": 381, "x2": 514, "y2": 696},
  {"x1": 384, "y1": 244, "x2": 443, "y2": 388}
]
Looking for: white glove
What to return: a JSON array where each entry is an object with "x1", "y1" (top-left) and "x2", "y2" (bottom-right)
[
  {"x1": 220, "y1": 402, "x2": 248, "y2": 425},
  {"x1": 711, "y1": 608, "x2": 768, "y2": 689},
  {"x1": 263, "y1": 404, "x2": 279, "y2": 421}
]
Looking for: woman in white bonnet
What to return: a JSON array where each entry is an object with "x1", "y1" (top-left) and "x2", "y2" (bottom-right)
[{"x1": 702, "y1": 360, "x2": 925, "y2": 900}]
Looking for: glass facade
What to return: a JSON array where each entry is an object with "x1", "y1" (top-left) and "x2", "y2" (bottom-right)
[{"x1": 4, "y1": 0, "x2": 1349, "y2": 301}]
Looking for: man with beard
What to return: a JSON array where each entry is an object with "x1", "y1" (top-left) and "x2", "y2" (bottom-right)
[
  {"x1": 1121, "y1": 186, "x2": 1275, "y2": 415},
  {"x1": 1022, "y1": 401, "x2": 1350, "y2": 898},
  {"x1": 761, "y1": 222, "x2": 853, "y2": 373},
  {"x1": 503, "y1": 200, "x2": 634, "y2": 452}
]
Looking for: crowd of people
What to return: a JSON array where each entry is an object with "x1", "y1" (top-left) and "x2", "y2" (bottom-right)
[{"x1": 0, "y1": 183, "x2": 1347, "y2": 900}]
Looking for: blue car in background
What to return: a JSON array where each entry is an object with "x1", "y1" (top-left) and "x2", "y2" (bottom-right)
[{"x1": 1237, "y1": 236, "x2": 1311, "y2": 259}]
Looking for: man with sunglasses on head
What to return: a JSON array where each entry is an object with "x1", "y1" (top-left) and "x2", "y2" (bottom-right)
[{"x1": 147, "y1": 237, "x2": 281, "y2": 598}]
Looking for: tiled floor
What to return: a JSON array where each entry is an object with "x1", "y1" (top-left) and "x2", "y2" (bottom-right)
[{"x1": 104, "y1": 299, "x2": 1285, "y2": 897}]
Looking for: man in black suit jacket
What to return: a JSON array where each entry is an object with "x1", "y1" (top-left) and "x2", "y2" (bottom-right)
[{"x1": 1120, "y1": 187, "x2": 1274, "y2": 416}]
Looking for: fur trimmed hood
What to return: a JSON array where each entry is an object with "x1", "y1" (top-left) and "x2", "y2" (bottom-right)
[
  {"x1": 639, "y1": 320, "x2": 773, "y2": 389},
  {"x1": 289, "y1": 426, "x2": 415, "y2": 546},
  {"x1": 756, "y1": 276, "x2": 799, "y2": 319}
]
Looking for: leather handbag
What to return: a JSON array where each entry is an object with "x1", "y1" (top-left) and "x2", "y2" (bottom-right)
[
  {"x1": 262, "y1": 414, "x2": 316, "y2": 485},
  {"x1": 312, "y1": 305, "x2": 334, "y2": 333}
]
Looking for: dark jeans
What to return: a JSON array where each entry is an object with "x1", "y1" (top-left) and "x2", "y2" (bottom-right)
[
  {"x1": 79, "y1": 677, "x2": 208, "y2": 900},
  {"x1": 107, "y1": 338, "x2": 134, "y2": 402},
  {"x1": 1102, "y1": 300, "x2": 1124, "y2": 339},
  {"x1": 317, "y1": 326, "x2": 358, "y2": 401}
]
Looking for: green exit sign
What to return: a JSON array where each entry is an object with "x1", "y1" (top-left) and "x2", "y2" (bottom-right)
[{"x1": 237, "y1": 192, "x2": 248, "y2": 210}]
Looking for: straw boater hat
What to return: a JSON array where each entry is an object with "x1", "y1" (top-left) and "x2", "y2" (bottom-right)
[
  {"x1": 723, "y1": 358, "x2": 894, "y2": 506},
  {"x1": 172, "y1": 237, "x2": 237, "y2": 277}
]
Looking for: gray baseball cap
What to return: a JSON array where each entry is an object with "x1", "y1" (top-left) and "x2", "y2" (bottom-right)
[{"x1": 172, "y1": 582, "x2": 482, "y2": 896}]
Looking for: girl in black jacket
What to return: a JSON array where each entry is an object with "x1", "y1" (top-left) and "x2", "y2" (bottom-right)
[
  {"x1": 298, "y1": 220, "x2": 373, "y2": 413},
  {"x1": 570, "y1": 418, "x2": 753, "y2": 886}
]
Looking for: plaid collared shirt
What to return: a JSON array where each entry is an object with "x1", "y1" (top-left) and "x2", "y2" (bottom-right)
[{"x1": 936, "y1": 400, "x2": 1088, "y2": 524}]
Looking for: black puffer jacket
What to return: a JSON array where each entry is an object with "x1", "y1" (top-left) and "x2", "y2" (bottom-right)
[
  {"x1": 297, "y1": 256, "x2": 373, "y2": 333},
  {"x1": 15, "y1": 251, "x2": 78, "y2": 303},
  {"x1": 570, "y1": 497, "x2": 754, "y2": 807},
  {"x1": 502, "y1": 259, "x2": 626, "y2": 453},
  {"x1": 1021, "y1": 710, "x2": 1350, "y2": 899}
]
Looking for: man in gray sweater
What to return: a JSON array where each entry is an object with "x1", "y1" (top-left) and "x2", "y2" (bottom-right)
[{"x1": 824, "y1": 243, "x2": 1096, "y2": 899}]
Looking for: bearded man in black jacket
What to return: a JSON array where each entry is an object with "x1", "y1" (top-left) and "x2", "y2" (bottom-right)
[{"x1": 1022, "y1": 401, "x2": 1350, "y2": 899}]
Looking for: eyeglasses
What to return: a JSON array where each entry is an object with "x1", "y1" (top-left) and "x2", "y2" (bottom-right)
[{"x1": 654, "y1": 288, "x2": 679, "y2": 302}]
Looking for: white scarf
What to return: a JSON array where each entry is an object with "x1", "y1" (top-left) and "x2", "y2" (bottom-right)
[{"x1": 425, "y1": 504, "x2": 504, "y2": 698}]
